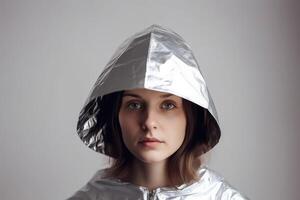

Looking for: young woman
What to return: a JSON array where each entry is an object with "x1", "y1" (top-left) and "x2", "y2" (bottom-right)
[{"x1": 67, "y1": 25, "x2": 248, "y2": 200}]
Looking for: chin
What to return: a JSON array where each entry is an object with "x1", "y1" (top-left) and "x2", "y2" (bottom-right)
[
  {"x1": 140, "y1": 158, "x2": 166, "y2": 164},
  {"x1": 134, "y1": 153, "x2": 170, "y2": 164}
]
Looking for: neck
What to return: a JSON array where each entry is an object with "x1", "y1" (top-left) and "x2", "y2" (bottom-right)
[{"x1": 125, "y1": 159, "x2": 171, "y2": 190}]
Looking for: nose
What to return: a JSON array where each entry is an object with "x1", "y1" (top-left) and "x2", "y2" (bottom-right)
[{"x1": 141, "y1": 108, "x2": 159, "y2": 131}]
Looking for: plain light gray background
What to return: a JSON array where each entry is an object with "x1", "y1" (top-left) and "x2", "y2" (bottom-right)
[{"x1": 1, "y1": 0, "x2": 299, "y2": 199}]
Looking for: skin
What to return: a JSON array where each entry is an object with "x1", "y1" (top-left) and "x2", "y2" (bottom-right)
[{"x1": 118, "y1": 88, "x2": 187, "y2": 189}]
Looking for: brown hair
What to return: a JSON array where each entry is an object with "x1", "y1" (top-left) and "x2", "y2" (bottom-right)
[{"x1": 98, "y1": 90, "x2": 219, "y2": 186}]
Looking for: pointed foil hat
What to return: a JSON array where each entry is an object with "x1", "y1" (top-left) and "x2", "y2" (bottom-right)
[{"x1": 77, "y1": 24, "x2": 221, "y2": 157}]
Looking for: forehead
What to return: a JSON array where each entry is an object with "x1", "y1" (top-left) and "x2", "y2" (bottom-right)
[{"x1": 122, "y1": 88, "x2": 181, "y2": 99}]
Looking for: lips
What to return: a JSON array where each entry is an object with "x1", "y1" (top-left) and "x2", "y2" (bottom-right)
[{"x1": 139, "y1": 137, "x2": 163, "y2": 143}]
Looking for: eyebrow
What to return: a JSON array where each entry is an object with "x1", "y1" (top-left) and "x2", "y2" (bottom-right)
[{"x1": 122, "y1": 93, "x2": 174, "y2": 98}]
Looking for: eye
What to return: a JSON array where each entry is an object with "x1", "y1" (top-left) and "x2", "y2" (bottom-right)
[
  {"x1": 127, "y1": 101, "x2": 144, "y2": 110},
  {"x1": 161, "y1": 102, "x2": 176, "y2": 110}
]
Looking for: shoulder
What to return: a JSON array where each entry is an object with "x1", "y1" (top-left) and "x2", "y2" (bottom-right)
[
  {"x1": 66, "y1": 169, "x2": 110, "y2": 200},
  {"x1": 66, "y1": 168, "x2": 143, "y2": 200},
  {"x1": 196, "y1": 166, "x2": 249, "y2": 200}
]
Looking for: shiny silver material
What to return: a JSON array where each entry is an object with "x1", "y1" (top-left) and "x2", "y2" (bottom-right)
[
  {"x1": 67, "y1": 166, "x2": 248, "y2": 199},
  {"x1": 76, "y1": 24, "x2": 221, "y2": 156}
]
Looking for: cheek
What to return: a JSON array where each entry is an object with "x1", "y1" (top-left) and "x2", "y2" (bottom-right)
[
  {"x1": 177, "y1": 119, "x2": 187, "y2": 140},
  {"x1": 160, "y1": 113, "x2": 186, "y2": 145},
  {"x1": 171, "y1": 113, "x2": 187, "y2": 142},
  {"x1": 166, "y1": 112, "x2": 186, "y2": 130},
  {"x1": 118, "y1": 112, "x2": 139, "y2": 139}
]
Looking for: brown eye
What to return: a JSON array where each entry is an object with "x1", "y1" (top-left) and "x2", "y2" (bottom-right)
[{"x1": 161, "y1": 102, "x2": 176, "y2": 110}]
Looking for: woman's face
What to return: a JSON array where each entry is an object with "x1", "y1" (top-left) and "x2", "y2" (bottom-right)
[{"x1": 118, "y1": 88, "x2": 187, "y2": 164}]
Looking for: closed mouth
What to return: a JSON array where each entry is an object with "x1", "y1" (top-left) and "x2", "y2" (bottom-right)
[{"x1": 139, "y1": 138, "x2": 163, "y2": 143}]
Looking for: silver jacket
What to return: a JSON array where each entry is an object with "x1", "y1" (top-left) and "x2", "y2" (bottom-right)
[{"x1": 67, "y1": 166, "x2": 248, "y2": 200}]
